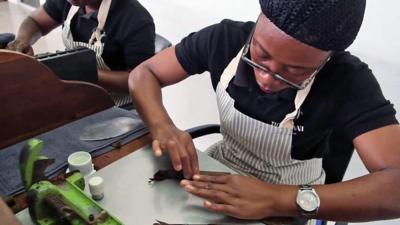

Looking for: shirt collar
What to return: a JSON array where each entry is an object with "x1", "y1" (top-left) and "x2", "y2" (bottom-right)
[
  {"x1": 232, "y1": 57, "x2": 253, "y2": 88},
  {"x1": 78, "y1": 7, "x2": 98, "y2": 20}
]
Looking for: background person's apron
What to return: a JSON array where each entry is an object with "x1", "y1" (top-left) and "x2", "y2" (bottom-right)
[
  {"x1": 207, "y1": 48, "x2": 325, "y2": 186},
  {"x1": 61, "y1": 0, "x2": 132, "y2": 107}
]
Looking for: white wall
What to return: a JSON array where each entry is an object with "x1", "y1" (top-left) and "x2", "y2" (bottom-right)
[
  {"x1": 342, "y1": 2, "x2": 400, "y2": 222},
  {"x1": 347, "y1": 0, "x2": 400, "y2": 120}
]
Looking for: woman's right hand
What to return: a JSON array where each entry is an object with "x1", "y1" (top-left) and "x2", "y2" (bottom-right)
[
  {"x1": 151, "y1": 124, "x2": 199, "y2": 179},
  {"x1": 6, "y1": 39, "x2": 34, "y2": 55}
]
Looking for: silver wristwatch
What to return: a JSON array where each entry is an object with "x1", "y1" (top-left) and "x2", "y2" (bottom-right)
[{"x1": 296, "y1": 185, "x2": 320, "y2": 217}]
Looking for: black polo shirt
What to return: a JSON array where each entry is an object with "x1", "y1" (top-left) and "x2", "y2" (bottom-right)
[
  {"x1": 175, "y1": 19, "x2": 398, "y2": 160},
  {"x1": 43, "y1": 0, "x2": 155, "y2": 71}
]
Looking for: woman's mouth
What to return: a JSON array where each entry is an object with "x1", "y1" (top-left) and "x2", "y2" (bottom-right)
[
  {"x1": 260, "y1": 87, "x2": 273, "y2": 94},
  {"x1": 256, "y1": 81, "x2": 274, "y2": 93}
]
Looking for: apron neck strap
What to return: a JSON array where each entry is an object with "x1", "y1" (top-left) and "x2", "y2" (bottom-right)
[
  {"x1": 220, "y1": 47, "x2": 244, "y2": 89},
  {"x1": 96, "y1": 0, "x2": 112, "y2": 32},
  {"x1": 89, "y1": 0, "x2": 112, "y2": 45},
  {"x1": 279, "y1": 76, "x2": 315, "y2": 129}
]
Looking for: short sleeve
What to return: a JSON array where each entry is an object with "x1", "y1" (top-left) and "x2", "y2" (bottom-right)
[
  {"x1": 175, "y1": 25, "x2": 218, "y2": 75},
  {"x1": 43, "y1": 0, "x2": 70, "y2": 24},
  {"x1": 338, "y1": 59, "x2": 398, "y2": 140},
  {"x1": 175, "y1": 19, "x2": 254, "y2": 87}
]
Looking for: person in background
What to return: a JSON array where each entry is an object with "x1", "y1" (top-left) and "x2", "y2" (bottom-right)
[
  {"x1": 7, "y1": 0, "x2": 155, "y2": 106},
  {"x1": 129, "y1": 0, "x2": 400, "y2": 223}
]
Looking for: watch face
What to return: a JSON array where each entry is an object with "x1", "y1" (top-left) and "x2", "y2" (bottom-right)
[{"x1": 297, "y1": 190, "x2": 319, "y2": 212}]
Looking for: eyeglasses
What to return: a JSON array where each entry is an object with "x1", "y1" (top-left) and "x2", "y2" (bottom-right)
[{"x1": 241, "y1": 26, "x2": 330, "y2": 90}]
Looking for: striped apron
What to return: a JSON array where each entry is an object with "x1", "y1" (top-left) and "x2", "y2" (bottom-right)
[
  {"x1": 208, "y1": 48, "x2": 325, "y2": 224},
  {"x1": 61, "y1": 0, "x2": 132, "y2": 107},
  {"x1": 208, "y1": 47, "x2": 325, "y2": 185}
]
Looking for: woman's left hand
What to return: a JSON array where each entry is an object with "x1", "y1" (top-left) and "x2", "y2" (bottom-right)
[{"x1": 180, "y1": 174, "x2": 293, "y2": 220}]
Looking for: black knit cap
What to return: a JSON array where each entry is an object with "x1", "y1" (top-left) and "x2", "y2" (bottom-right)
[{"x1": 259, "y1": 0, "x2": 366, "y2": 51}]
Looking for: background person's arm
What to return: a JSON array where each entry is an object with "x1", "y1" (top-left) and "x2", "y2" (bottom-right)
[
  {"x1": 129, "y1": 46, "x2": 199, "y2": 179},
  {"x1": 97, "y1": 70, "x2": 130, "y2": 93},
  {"x1": 6, "y1": 6, "x2": 60, "y2": 55}
]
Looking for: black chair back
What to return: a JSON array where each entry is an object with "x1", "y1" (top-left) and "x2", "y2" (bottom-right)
[
  {"x1": 0, "y1": 33, "x2": 15, "y2": 49},
  {"x1": 155, "y1": 34, "x2": 172, "y2": 53}
]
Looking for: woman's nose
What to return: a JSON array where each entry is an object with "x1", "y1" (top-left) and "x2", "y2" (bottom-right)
[
  {"x1": 258, "y1": 60, "x2": 285, "y2": 81},
  {"x1": 255, "y1": 69, "x2": 282, "y2": 87}
]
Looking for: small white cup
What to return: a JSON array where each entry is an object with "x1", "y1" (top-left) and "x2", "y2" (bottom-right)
[
  {"x1": 67, "y1": 151, "x2": 93, "y2": 176},
  {"x1": 89, "y1": 176, "x2": 104, "y2": 200}
]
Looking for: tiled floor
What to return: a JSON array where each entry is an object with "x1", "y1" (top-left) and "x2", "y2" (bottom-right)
[{"x1": 1, "y1": 1, "x2": 399, "y2": 225}]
